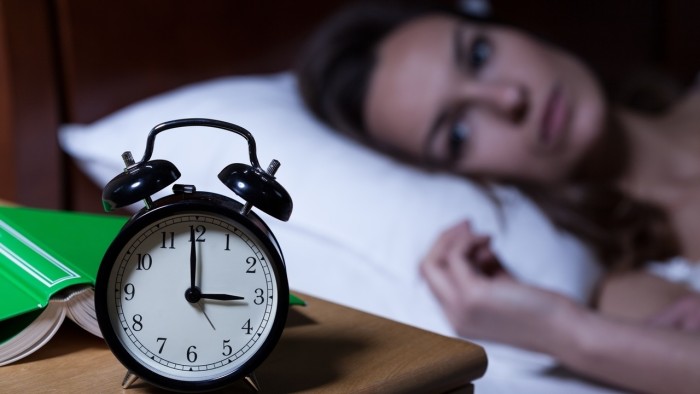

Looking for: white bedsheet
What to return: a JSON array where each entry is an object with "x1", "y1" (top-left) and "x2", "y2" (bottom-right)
[{"x1": 59, "y1": 72, "x2": 617, "y2": 393}]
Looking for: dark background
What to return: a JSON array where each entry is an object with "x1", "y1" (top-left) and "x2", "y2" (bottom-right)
[{"x1": 0, "y1": 0, "x2": 698, "y2": 210}]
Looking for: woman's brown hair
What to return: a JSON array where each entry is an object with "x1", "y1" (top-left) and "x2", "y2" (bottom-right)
[{"x1": 295, "y1": 1, "x2": 679, "y2": 270}]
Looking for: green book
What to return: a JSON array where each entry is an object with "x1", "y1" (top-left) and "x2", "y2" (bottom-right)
[{"x1": 0, "y1": 206, "x2": 127, "y2": 366}]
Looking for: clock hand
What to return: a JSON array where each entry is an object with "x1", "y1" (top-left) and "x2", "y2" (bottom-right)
[
  {"x1": 185, "y1": 288, "x2": 243, "y2": 303},
  {"x1": 199, "y1": 293, "x2": 245, "y2": 301},
  {"x1": 189, "y1": 226, "x2": 196, "y2": 291},
  {"x1": 195, "y1": 302, "x2": 216, "y2": 330}
]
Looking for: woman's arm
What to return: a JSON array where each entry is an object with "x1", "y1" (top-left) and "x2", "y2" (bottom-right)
[
  {"x1": 597, "y1": 270, "x2": 691, "y2": 322},
  {"x1": 421, "y1": 221, "x2": 700, "y2": 394},
  {"x1": 558, "y1": 304, "x2": 700, "y2": 394}
]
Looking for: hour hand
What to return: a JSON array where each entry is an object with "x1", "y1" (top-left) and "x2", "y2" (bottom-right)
[{"x1": 199, "y1": 293, "x2": 245, "y2": 301}]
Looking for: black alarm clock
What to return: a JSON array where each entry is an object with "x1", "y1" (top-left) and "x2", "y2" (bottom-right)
[{"x1": 94, "y1": 118, "x2": 292, "y2": 392}]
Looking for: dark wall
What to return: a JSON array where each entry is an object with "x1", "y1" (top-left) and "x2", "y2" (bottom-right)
[{"x1": 490, "y1": 0, "x2": 699, "y2": 93}]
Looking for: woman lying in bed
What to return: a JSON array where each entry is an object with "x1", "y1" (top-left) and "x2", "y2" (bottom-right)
[{"x1": 295, "y1": 3, "x2": 700, "y2": 393}]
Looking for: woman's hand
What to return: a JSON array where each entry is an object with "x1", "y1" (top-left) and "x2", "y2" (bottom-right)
[
  {"x1": 648, "y1": 293, "x2": 700, "y2": 332},
  {"x1": 420, "y1": 220, "x2": 577, "y2": 353}
]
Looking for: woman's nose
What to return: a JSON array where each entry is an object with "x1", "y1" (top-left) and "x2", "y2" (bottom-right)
[{"x1": 457, "y1": 82, "x2": 528, "y2": 122}]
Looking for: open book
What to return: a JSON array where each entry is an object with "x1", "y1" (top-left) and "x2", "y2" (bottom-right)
[{"x1": 0, "y1": 206, "x2": 127, "y2": 366}]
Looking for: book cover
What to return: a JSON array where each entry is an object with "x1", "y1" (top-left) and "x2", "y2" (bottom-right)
[{"x1": 0, "y1": 206, "x2": 127, "y2": 363}]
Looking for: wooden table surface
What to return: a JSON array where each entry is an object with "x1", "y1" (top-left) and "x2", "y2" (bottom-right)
[{"x1": 0, "y1": 293, "x2": 487, "y2": 393}]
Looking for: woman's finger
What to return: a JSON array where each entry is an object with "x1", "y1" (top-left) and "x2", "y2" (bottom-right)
[
  {"x1": 680, "y1": 314, "x2": 700, "y2": 331},
  {"x1": 421, "y1": 253, "x2": 460, "y2": 307},
  {"x1": 421, "y1": 221, "x2": 471, "y2": 303},
  {"x1": 471, "y1": 238, "x2": 509, "y2": 277},
  {"x1": 421, "y1": 221, "x2": 470, "y2": 271},
  {"x1": 648, "y1": 295, "x2": 700, "y2": 332},
  {"x1": 421, "y1": 220, "x2": 488, "y2": 306},
  {"x1": 648, "y1": 300, "x2": 683, "y2": 327},
  {"x1": 444, "y1": 227, "x2": 481, "y2": 283}
]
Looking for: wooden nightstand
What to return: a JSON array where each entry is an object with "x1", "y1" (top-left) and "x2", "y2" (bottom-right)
[{"x1": 0, "y1": 293, "x2": 487, "y2": 393}]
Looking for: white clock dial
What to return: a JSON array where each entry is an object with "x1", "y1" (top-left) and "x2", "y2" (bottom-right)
[{"x1": 105, "y1": 212, "x2": 280, "y2": 381}]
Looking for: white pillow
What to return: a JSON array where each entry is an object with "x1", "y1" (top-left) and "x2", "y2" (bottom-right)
[{"x1": 59, "y1": 72, "x2": 602, "y2": 339}]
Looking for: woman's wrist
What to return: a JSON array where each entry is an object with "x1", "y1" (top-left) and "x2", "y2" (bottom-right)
[
  {"x1": 494, "y1": 289, "x2": 589, "y2": 356},
  {"x1": 537, "y1": 296, "x2": 593, "y2": 360},
  {"x1": 549, "y1": 298, "x2": 619, "y2": 371}
]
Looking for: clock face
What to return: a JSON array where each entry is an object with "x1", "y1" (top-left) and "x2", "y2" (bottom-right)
[{"x1": 99, "y1": 209, "x2": 286, "y2": 388}]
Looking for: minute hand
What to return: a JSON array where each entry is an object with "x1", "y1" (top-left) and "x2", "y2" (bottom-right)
[
  {"x1": 199, "y1": 293, "x2": 245, "y2": 301},
  {"x1": 189, "y1": 226, "x2": 196, "y2": 290}
]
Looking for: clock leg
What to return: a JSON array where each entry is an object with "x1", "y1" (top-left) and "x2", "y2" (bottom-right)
[
  {"x1": 244, "y1": 372, "x2": 260, "y2": 392},
  {"x1": 122, "y1": 370, "x2": 139, "y2": 389}
]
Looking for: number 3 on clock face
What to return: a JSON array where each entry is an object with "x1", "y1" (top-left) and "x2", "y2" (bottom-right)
[{"x1": 97, "y1": 207, "x2": 288, "y2": 391}]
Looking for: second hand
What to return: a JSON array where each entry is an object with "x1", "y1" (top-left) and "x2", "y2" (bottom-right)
[{"x1": 196, "y1": 303, "x2": 216, "y2": 330}]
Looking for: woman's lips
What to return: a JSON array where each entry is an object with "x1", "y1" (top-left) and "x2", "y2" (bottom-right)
[{"x1": 539, "y1": 85, "x2": 570, "y2": 149}]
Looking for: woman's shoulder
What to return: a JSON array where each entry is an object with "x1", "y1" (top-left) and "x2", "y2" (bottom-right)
[
  {"x1": 669, "y1": 82, "x2": 700, "y2": 117},
  {"x1": 657, "y1": 83, "x2": 700, "y2": 134}
]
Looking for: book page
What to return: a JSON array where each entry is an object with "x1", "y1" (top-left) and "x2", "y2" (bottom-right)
[
  {"x1": 0, "y1": 301, "x2": 66, "y2": 366},
  {"x1": 63, "y1": 287, "x2": 101, "y2": 338}
]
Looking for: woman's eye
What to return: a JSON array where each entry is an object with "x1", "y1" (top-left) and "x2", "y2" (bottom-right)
[
  {"x1": 447, "y1": 121, "x2": 470, "y2": 161},
  {"x1": 468, "y1": 35, "x2": 492, "y2": 71}
]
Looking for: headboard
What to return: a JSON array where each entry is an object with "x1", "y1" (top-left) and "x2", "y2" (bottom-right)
[
  {"x1": 0, "y1": 0, "x2": 359, "y2": 212},
  {"x1": 1, "y1": 0, "x2": 698, "y2": 213}
]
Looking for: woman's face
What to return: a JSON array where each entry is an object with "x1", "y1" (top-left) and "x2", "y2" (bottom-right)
[{"x1": 365, "y1": 15, "x2": 606, "y2": 183}]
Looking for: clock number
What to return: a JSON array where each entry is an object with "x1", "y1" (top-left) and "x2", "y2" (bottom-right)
[
  {"x1": 124, "y1": 283, "x2": 135, "y2": 300},
  {"x1": 187, "y1": 346, "x2": 198, "y2": 363},
  {"x1": 254, "y1": 288, "x2": 264, "y2": 305},
  {"x1": 160, "y1": 231, "x2": 175, "y2": 249},
  {"x1": 189, "y1": 225, "x2": 206, "y2": 242},
  {"x1": 136, "y1": 253, "x2": 152, "y2": 270},
  {"x1": 246, "y1": 257, "x2": 257, "y2": 273},
  {"x1": 242, "y1": 319, "x2": 253, "y2": 335},
  {"x1": 132, "y1": 314, "x2": 143, "y2": 331},
  {"x1": 222, "y1": 339, "x2": 232, "y2": 356},
  {"x1": 224, "y1": 234, "x2": 231, "y2": 251},
  {"x1": 156, "y1": 337, "x2": 167, "y2": 354}
]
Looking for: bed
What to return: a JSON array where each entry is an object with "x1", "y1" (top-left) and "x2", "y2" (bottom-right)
[{"x1": 1, "y1": 1, "x2": 699, "y2": 393}]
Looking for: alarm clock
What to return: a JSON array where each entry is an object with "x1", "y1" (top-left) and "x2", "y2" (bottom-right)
[{"x1": 94, "y1": 118, "x2": 292, "y2": 392}]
